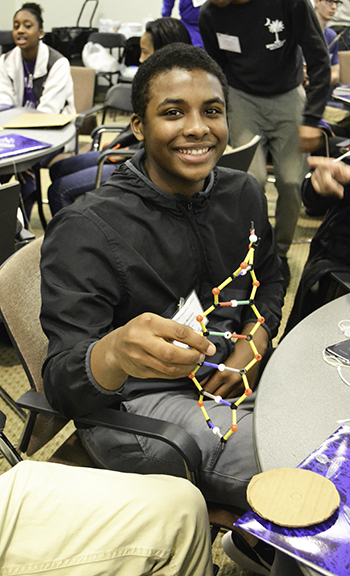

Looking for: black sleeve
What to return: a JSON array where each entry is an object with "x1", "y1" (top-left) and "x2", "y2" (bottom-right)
[
  {"x1": 292, "y1": 0, "x2": 331, "y2": 125},
  {"x1": 199, "y1": 2, "x2": 228, "y2": 71},
  {"x1": 40, "y1": 210, "x2": 124, "y2": 418}
]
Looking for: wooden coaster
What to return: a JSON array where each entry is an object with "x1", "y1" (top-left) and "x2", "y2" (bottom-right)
[{"x1": 247, "y1": 468, "x2": 340, "y2": 527}]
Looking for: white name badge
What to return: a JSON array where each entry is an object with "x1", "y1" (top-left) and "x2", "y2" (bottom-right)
[
  {"x1": 217, "y1": 33, "x2": 241, "y2": 53},
  {"x1": 172, "y1": 290, "x2": 208, "y2": 348},
  {"x1": 192, "y1": 0, "x2": 206, "y2": 5}
]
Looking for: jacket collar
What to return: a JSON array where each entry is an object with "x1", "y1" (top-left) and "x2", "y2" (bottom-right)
[{"x1": 124, "y1": 149, "x2": 216, "y2": 209}]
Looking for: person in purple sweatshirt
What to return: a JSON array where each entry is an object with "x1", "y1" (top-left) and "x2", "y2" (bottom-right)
[{"x1": 162, "y1": 0, "x2": 204, "y2": 47}]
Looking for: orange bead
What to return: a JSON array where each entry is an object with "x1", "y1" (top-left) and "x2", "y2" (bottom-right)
[
  {"x1": 196, "y1": 315, "x2": 203, "y2": 323},
  {"x1": 212, "y1": 287, "x2": 220, "y2": 295},
  {"x1": 197, "y1": 400, "x2": 204, "y2": 407},
  {"x1": 231, "y1": 424, "x2": 238, "y2": 432},
  {"x1": 240, "y1": 261, "x2": 248, "y2": 269},
  {"x1": 255, "y1": 354, "x2": 262, "y2": 361},
  {"x1": 245, "y1": 388, "x2": 253, "y2": 396}
]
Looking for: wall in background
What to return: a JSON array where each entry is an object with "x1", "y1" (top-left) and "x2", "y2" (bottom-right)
[{"x1": 5, "y1": 0, "x2": 178, "y2": 32}]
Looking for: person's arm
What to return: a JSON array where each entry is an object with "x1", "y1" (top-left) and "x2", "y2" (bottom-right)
[
  {"x1": 294, "y1": 1, "x2": 331, "y2": 152},
  {"x1": 36, "y1": 57, "x2": 75, "y2": 114},
  {"x1": 302, "y1": 156, "x2": 350, "y2": 213},
  {"x1": 0, "y1": 54, "x2": 18, "y2": 106},
  {"x1": 41, "y1": 211, "x2": 215, "y2": 418},
  {"x1": 331, "y1": 63, "x2": 340, "y2": 86},
  {"x1": 161, "y1": 0, "x2": 176, "y2": 17}
]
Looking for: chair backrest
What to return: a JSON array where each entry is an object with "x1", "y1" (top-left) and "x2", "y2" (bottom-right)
[
  {"x1": 0, "y1": 236, "x2": 67, "y2": 455},
  {"x1": 217, "y1": 135, "x2": 261, "y2": 172},
  {"x1": 0, "y1": 182, "x2": 20, "y2": 266},
  {"x1": 104, "y1": 83, "x2": 133, "y2": 113},
  {"x1": 0, "y1": 30, "x2": 15, "y2": 54},
  {"x1": 339, "y1": 51, "x2": 350, "y2": 85},
  {"x1": 88, "y1": 31, "x2": 126, "y2": 50},
  {"x1": 101, "y1": 83, "x2": 133, "y2": 123},
  {"x1": 70, "y1": 65, "x2": 96, "y2": 114}
]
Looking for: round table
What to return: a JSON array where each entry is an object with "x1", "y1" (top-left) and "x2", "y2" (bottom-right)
[
  {"x1": 254, "y1": 293, "x2": 350, "y2": 576},
  {"x1": 0, "y1": 107, "x2": 76, "y2": 175}
]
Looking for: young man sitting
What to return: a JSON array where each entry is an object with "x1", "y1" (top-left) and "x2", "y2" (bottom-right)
[{"x1": 40, "y1": 43, "x2": 285, "y2": 573}]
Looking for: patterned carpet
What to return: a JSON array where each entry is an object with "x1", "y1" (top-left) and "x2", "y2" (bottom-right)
[{"x1": 0, "y1": 159, "x2": 323, "y2": 575}]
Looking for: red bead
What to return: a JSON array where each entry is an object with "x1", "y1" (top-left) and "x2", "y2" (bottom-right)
[
  {"x1": 197, "y1": 400, "x2": 204, "y2": 407},
  {"x1": 196, "y1": 315, "x2": 203, "y2": 323}
]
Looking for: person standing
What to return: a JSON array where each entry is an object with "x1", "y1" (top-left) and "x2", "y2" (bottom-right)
[
  {"x1": 315, "y1": 0, "x2": 341, "y2": 86},
  {"x1": 162, "y1": 0, "x2": 204, "y2": 47},
  {"x1": 199, "y1": 0, "x2": 331, "y2": 285},
  {"x1": 329, "y1": 0, "x2": 350, "y2": 50}
]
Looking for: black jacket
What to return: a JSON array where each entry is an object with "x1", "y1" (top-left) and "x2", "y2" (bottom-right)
[
  {"x1": 284, "y1": 172, "x2": 350, "y2": 335},
  {"x1": 41, "y1": 150, "x2": 285, "y2": 418}
]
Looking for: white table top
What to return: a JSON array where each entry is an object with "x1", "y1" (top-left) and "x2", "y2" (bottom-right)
[
  {"x1": 254, "y1": 294, "x2": 350, "y2": 576},
  {"x1": 0, "y1": 107, "x2": 76, "y2": 175}
]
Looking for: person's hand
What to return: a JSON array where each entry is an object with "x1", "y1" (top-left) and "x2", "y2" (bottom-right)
[
  {"x1": 299, "y1": 125, "x2": 323, "y2": 153},
  {"x1": 91, "y1": 313, "x2": 216, "y2": 390},
  {"x1": 202, "y1": 323, "x2": 268, "y2": 399},
  {"x1": 308, "y1": 156, "x2": 350, "y2": 199}
]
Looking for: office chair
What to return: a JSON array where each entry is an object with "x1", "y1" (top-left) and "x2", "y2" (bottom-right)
[
  {"x1": 0, "y1": 31, "x2": 15, "y2": 54},
  {"x1": 217, "y1": 135, "x2": 261, "y2": 172},
  {"x1": 94, "y1": 82, "x2": 133, "y2": 127},
  {"x1": 0, "y1": 182, "x2": 20, "y2": 267},
  {"x1": 87, "y1": 32, "x2": 126, "y2": 88},
  {"x1": 0, "y1": 237, "x2": 243, "y2": 549}
]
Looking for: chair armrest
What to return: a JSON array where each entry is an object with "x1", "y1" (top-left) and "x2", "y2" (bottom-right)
[
  {"x1": 90, "y1": 126, "x2": 127, "y2": 151},
  {"x1": 17, "y1": 390, "x2": 202, "y2": 474},
  {"x1": 0, "y1": 409, "x2": 6, "y2": 432},
  {"x1": 95, "y1": 148, "x2": 136, "y2": 187},
  {"x1": 0, "y1": 409, "x2": 23, "y2": 465},
  {"x1": 75, "y1": 104, "x2": 104, "y2": 129}
]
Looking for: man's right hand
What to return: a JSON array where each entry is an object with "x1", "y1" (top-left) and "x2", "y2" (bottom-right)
[
  {"x1": 308, "y1": 156, "x2": 350, "y2": 198},
  {"x1": 90, "y1": 313, "x2": 216, "y2": 391}
]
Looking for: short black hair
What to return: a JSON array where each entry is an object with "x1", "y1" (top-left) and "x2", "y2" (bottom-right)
[
  {"x1": 15, "y1": 3, "x2": 44, "y2": 29},
  {"x1": 145, "y1": 17, "x2": 192, "y2": 51},
  {"x1": 132, "y1": 43, "x2": 229, "y2": 120}
]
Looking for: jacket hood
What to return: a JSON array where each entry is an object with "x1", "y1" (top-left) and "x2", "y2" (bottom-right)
[{"x1": 108, "y1": 149, "x2": 217, "y2": 212}]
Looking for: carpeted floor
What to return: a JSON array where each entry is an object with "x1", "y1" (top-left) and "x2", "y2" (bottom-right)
[{"x1": 0, "y1": 138, "x2": 323, "y2": 574}]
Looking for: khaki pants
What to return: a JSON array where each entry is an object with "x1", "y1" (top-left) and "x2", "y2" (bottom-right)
[
  {"x1": 0, "y1": 461, "x2": 212, "y2": 576},
  {"x1": 227, "y1": 85, "x2": 309, "y2": 257}
]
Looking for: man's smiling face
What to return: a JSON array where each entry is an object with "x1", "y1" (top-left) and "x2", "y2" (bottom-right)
[{"x1": 131, "y1": 67, "x2": 228, "y2": 197}]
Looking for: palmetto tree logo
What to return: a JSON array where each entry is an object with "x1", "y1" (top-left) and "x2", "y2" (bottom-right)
[{"x1": 265, "y1": 18, "x2": 286, "y2": 51}]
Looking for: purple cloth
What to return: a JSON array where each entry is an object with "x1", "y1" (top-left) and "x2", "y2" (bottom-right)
[
  {"x1": 325, "y1": 26, "x2": 339, "y2": 66},
  {"x1": 236, "y1": 425, "x2": 350, "y2": 576},
  {"x1": 22, "y1": 59, "x2": 37, "y2": 109},
  {"x1": 161, "y1": 0, "x2": 203, "y2": 47}
]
